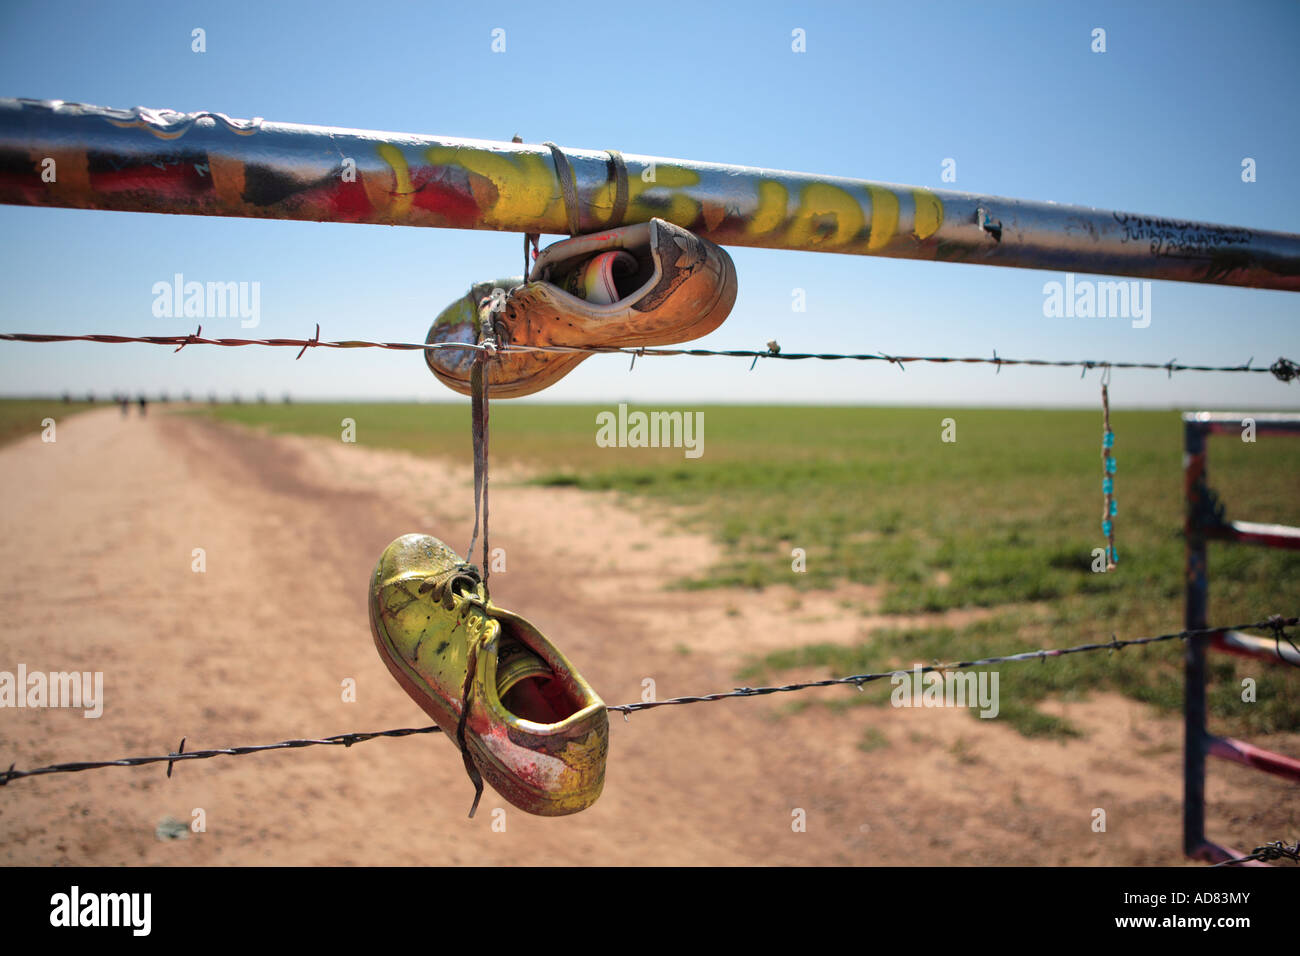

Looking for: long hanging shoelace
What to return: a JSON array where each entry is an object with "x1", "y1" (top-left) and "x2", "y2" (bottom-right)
[
  {"x1": 467, "y1": 349, "x2": 491, "y2": 589},
  {"x1": 448, "y1": 140, "x2": 629, "y2": 817},
  {"x1": 453, "y1": 291, "x2": 502, "y2": 819}
]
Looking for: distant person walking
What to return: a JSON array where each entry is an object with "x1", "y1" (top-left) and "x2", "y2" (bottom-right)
[{"x1": 137, "y1": 395, "x2": 147, "y2": 417}]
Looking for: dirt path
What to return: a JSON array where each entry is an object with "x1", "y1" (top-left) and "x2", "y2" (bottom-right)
[{"x1": 1, "y1": 408, "x2": 1294, "y2": 865}]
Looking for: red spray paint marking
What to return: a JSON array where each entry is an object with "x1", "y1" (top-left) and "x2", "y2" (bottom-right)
[
  {"x1": 89, "y1": 158, "x2": 213, "y2": 196},
  {"x1": 405, "y1": 166, "x2": 486, "y2": 227},
  {"x1": 326, "y1": 178, "x2": 373, "y2": 221}
]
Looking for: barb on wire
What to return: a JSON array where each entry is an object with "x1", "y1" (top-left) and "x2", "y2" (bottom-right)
[
  {"x1": 1213, "y1": 840, "x2": 1300, "y2": 866},
  {"x1": 173, "y1": 325, "x2": 201, "y2": 353},
  {"x1": 295, "y1": 323, "x2": 320, "y2": 360},
  {"x1": 166, "y1": 737, "x2": 185, "y2": 778},
  {"x1": 1, "y1": 614, "x2": 1292, "y2": 787},
  {"x1": 1266, "y1": 614, "x2": 1300, "y2": 670},
  {"x1": 1, "y1": 332, "x2": 1295, "y2": 380}
]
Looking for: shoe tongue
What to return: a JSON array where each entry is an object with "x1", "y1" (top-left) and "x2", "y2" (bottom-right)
[{"x1": 495, "y1": 635, "x2": 552, "y2": 697}]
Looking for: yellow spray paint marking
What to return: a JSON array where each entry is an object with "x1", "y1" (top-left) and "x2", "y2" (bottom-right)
[
  {"x1": 377, "y1": 142, "x2": 414, "y2": 218},
  {"x1": 626, "y1": 165, "x2": 702, "y2": 228},
  {"x1": 589, "y1": 176, "x2": 626, "y2": 227},
  {"x1": 425, "y1": 146, "x2": 555, "y2": 224},
  {"x1": 747, "y1": 180, "x2": 788, "y2": 236},
  {"x1": 589, "y1": 178, "x2": 614, "y2": 224},
  {"x1": 865, "y1": 185, "x2": 899, "y2": 251},
  {"x1": 912, "y1": 188, "x2": 943, "y2": 240},
  {"x1": 785, "y1": 182, "x2": 864, "y2": 248}
]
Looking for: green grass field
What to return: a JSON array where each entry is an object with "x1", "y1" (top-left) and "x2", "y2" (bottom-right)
[
  {"x1": 0, "y1": 399, "x2": 98, "y2": 448},
  {"x1": 191, "y1": 400, "x2": 1300, "y2": 737}
]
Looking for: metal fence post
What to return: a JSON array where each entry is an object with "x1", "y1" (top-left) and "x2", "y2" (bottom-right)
[{"x1": 1183, "y1": 417, "x2": 1209, "y2": 859}]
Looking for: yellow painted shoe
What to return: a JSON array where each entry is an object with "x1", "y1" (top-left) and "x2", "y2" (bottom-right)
[
  {"x1": 369, "y1": 534, "x2": 607, "y2": 817},
  {"x1": 424, "y1": 217, "x2": 737, "y2": 397}
]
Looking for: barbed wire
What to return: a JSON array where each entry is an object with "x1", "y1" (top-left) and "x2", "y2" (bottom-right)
[
  {"x1": 0, "y1": 726, "x2": 443, "y2": 784},
  {"x1": 1, "y1": 614, "x2": 1293, "y2": 787},
  {"x1": 606, "y1": 613, "x2": 1299, "y2": 714},
  {"x1": 1212, "y1": 840, "x2": 1300, "y2": 866},
  {"x1": 2, "y1": 328, "x2": 1296, "y2": 380}
]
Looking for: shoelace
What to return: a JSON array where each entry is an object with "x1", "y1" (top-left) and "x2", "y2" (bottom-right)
[
  {"x1": 467, "y1": 294, "x2": 503, "y2": 591},
  {"x1": 419, "y1": 563, "x2": 492, "y2": 817},
  {"x1": 417, "y1": 561, "x2": 483, "y2": 609},
  {"x1": 522, "y1": 141, "x2": 628, "y2": 278},
  {"x1": 445, "y1": 142, "x2": 630, "y2": 815}
]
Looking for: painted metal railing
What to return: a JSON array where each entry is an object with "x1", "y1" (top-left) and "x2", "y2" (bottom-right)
[
  {"x1": 1, "y1": 98, "x2": 1299, "y2": 291},
  {"x1": 1183, "y1": 412, "x2": 1300, "y2": 865}
]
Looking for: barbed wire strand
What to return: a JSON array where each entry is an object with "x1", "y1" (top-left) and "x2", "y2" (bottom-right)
[
  {"x1": 2, "y1": 330, "x2": 1297, "y2": 380},
  {"x1": 1212, "y1": 840, "x2": 1300, "y2": 866},
  {"x1": 1, "y1": 614, "x2": 1293, "y2": 787}
]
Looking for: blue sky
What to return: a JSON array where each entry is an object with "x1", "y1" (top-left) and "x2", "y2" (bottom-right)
[{"x1": 0, "y1": 0, "x2": 1296, "y2": 407}]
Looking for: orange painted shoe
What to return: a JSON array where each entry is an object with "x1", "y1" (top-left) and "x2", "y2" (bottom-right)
[
  {"x1": 424, "y1": 217, "x2": 737, "y2": 397},
  {"x1": 369, "y1": 534, "x2": 607, "y2": 817}
]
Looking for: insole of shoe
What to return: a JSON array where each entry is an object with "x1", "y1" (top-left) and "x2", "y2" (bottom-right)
[
  {"x1": 578, "y1": 251, "x2": 639, "y2": 304},
  {"x1": 557, "y1": 249, "x2": 654, "y2": 304},
  {"x1": 496, "y1": 633, "x2": 580, "y2": 724}
]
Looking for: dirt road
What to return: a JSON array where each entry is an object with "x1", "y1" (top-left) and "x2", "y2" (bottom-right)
[{"x1": 1, "y1": 408, "x2": 1294, "y2": 865}]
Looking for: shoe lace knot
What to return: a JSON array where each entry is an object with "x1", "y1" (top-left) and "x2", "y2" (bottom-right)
[{"x1": 417, "y1": 561, "x2": 486, "y2": 613}]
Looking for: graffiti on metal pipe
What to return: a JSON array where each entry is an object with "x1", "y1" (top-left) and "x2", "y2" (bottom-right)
[
  {"x1": 3, "y1": 97, "x2": 1300, "y2": 291},
  {"x1": 1112, "y1": 213, "x2": 1253, "y2": 258},
  {"x1": 374, "y1": 140, "x2": 945, "y2": 252},
  {"x1": 2, "y1": 99, "x2": 945, "y2": 251}
]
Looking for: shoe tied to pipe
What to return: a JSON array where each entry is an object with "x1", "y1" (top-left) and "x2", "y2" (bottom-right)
[
  {"x1": 369, "y1": 533, "x2": 607, "y2": 816},
  {"x1": 424, "y1": 217, "x2": 737, "y2": 398}
]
